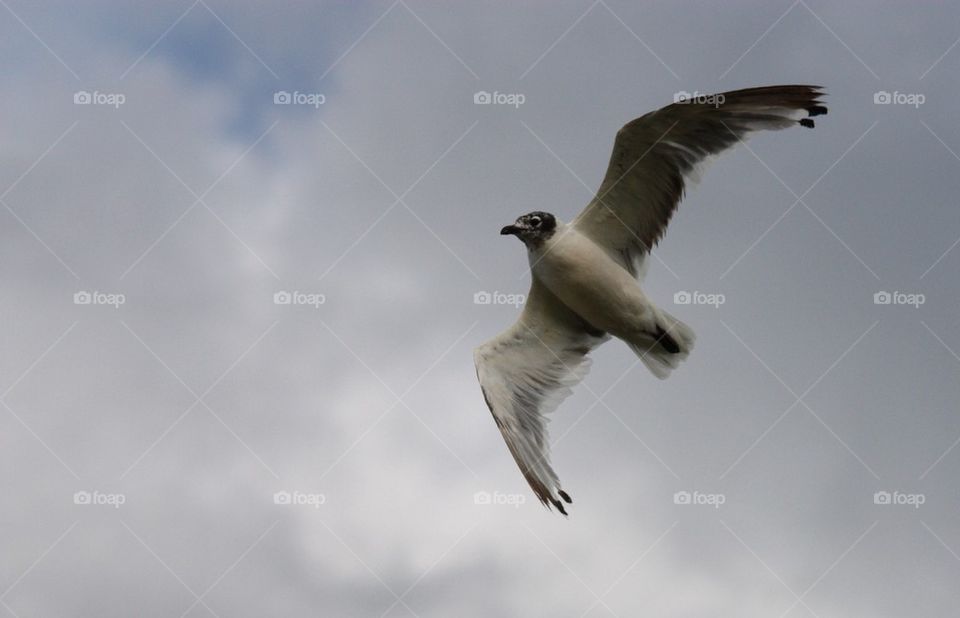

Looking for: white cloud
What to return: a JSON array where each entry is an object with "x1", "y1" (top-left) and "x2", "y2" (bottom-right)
[{"x1": 1, "y1": 2, "x2": 959, "y2": 616}]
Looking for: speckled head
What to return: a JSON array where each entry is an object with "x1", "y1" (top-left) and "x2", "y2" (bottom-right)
[{"x1": 500, "y1": 211, "x2": 557, "y2": 246}]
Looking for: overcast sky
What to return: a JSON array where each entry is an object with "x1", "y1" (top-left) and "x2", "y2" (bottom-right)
[{"x1": 1, "y1": 1, "x2": 959, "y2": 616}]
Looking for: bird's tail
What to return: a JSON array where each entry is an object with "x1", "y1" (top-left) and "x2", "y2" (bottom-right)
[{"x1": 625, "y1": 306, "x2": 695, "y2": 379}]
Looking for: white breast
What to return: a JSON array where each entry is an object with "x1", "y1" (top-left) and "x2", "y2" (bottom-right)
[{"x1": 529, "y1": 224, "x2": 652, "y2": 337}]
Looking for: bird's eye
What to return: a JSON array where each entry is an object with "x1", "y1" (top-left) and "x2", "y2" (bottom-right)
[{"x1": 530, "y1": 216, "x2": 541, "y2": 227}]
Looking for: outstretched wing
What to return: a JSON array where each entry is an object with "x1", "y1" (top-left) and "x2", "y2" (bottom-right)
[
  {"x1": 474, "y1": 278, "x2": 608, "y2": 515},
  {"x1": 573, "y1": 85, "x2": 827, "y2": 275}
]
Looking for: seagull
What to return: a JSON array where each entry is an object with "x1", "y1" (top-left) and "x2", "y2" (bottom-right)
[{"x1": 474, "y1": 85, "x2": 827, "y2": 515}]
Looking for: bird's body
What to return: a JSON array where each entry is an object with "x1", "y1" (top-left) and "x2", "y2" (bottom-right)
[
  {"x1": 531, "y1": 222, "x2": 656, "y2": 346},
  {"x1": 474, "y1": 85, "x2": 828, "y2": 515}
]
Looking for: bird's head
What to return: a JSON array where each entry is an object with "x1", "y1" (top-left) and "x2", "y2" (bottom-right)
[{"x1": 500, "y1": 211, "x2": 558, "y2": 246}]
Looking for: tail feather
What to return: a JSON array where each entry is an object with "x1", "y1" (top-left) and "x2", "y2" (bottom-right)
[{"x1": 626, "y1": 308, "x2": 695, "y2": 379}]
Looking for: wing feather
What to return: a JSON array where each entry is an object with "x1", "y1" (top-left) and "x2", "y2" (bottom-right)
[
  {"x1": 573, "y1": 85, "x2": 827, "y2": 275},
  {"x1": 474, "y1": 278, "x2": 607, "y2": 514}
]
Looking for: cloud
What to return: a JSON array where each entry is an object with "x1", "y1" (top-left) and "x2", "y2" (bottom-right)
[{"x1": 1, "y1": 2, "x2": 959, "y2": 616}]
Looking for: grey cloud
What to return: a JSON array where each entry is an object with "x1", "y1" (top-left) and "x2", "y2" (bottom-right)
[{"x1": 2, "y1": 2, "x2": 959, "y2": 616}]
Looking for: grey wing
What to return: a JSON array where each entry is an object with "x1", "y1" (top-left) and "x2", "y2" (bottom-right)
[
  {"x1": 473, "y1": 278, "x2": 608, "y2": 515},
  {"x1": 573, "y1": 85, "x2": 827, "y2": 275}
]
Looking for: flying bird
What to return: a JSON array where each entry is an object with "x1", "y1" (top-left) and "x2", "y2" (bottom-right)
[{"x1": 474, "y1": 85, "x2": 827, "y2": 515}]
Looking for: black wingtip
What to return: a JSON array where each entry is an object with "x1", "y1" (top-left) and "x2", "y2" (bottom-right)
[
  {"x1": 799, "y1": 118, "x2": 815, "y2": 129},
  {"x1": 552, "y1": 498, "x2": 568, "y2": 516},
  {"x1": 558, "y1": 489, "x2": 572, "y2": 504},
  {"x1": 808, "y1": 104, "x2": 828, "y2": 117}
]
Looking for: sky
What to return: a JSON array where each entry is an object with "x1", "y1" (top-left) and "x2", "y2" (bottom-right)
[{"x1": 1, "y1": 1, "x2": 959, "y2": 616}]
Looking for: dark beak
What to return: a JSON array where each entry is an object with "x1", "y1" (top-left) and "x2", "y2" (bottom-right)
[{"x1": 500, "y1": 224, "x2": 520, "y2": 236}]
